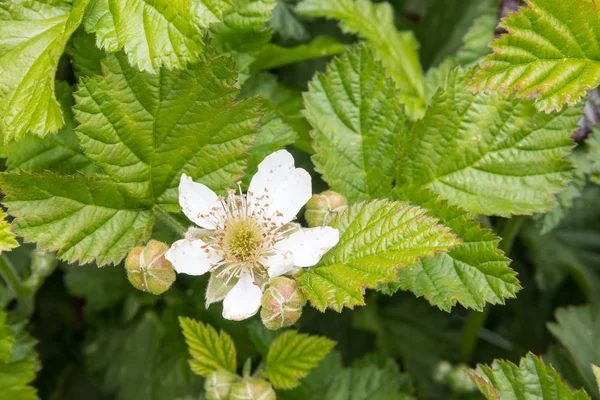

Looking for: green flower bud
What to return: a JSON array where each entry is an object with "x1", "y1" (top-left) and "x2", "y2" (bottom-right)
[
  {"x1": 260, "y1": 277, "x2": 306, "y2": 330},
  {"x1": 448, "y1": 365, "x2": 476, "y2": 393},
  {"x1": 125, "y1": 240, "x2": 175, "y2": 295},
  {"x1": 304, "y1": 190, "x2": 348, "y2": 227},
  {"x1": 230, "y1": 378, "x2": 276, "y2": 400},
  {"x1": 205, "y1": 369, "x2": 241, "y2": 400}
]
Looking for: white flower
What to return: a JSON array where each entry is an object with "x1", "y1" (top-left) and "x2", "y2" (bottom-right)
[{"x1": 165, "y1": 150, "x2": 340, "y2": 320}]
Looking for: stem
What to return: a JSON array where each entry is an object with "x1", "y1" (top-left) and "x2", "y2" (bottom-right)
[
  {"x1": 0, "y1": 254, "x2": 33, "y2": 316},
  {"x1": 459, "y1": 216, "x2": 526, "y2": 363},
  {"x1": 152, "y1": 205, "x2": 188, "y2": 237}
]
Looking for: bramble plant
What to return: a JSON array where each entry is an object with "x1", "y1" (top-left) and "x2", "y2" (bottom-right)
[{"x1": 1, "y1": 0, "x2": 600, "y2": 398}]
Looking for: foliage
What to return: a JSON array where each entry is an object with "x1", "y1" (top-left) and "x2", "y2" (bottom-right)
[{"x1": 1, "y1": 0, "x2": 600, "y2": 399}]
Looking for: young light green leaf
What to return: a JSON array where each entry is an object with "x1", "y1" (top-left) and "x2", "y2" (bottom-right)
[
  {"x1": 297, "y1": 200, "x2": 461, "y2": 312},
  {"x1": 0, "y1": 0, "x2": 88, "y2": 143},
  {"x1": 594, "y1": 365, "x2": 600, "y2": 394},
  {"x1": 6, "y1": 82, "x2": 93, "y2": 175},
  {"x1": 471, "y1": 0, "x2": 600, "y2": 112},
  {"x1": 74, "y1": 52, "x2": 260, "y2": 208},
  {"x1": 0, "y1": 209, "x2": 18, "y2": 255},
  {"x1": 0, "y1": 172, "x2": 154, "y2": 266},
  {"x1": 83, "y1": 0, "x2": 232, "y2": 73},
  {"x1": 251, "y1": 36, "x2": 347, "y2": 71},
  {"x1": 0, "y1": 311, "x2": 39, "y2": 400},
  {"x1": 304, "y1": 44, "x2": 406, "y2": 202},
  {"x1": 385, "y1": 188, "x2": 521, "y2": 312},
  {"x1": 264, "y1": 331, "x2": 335, "y2": 389},
  {"x1": 209, "y1": 0, "x2": 276, "y2": 79},
  {"x1": 397, "y1": 67, "x2": 581, "y2": 217},
  {"x1": 467, "y1": 353, "x2": 590, "y2": 400},
  {"x1": 297, "y1": 0, "x2": 426, "y2": 119},
  {"x1": 179, "y1": 317, "x2": 237, "y2": 377},
  {"x1": 548, "y1": 304, "x2": 600, "y2": 398}
]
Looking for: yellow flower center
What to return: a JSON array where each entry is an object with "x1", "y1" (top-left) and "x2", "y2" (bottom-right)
[{"x1": 221, "y1": 217, "x2": 265, "y2": 263}]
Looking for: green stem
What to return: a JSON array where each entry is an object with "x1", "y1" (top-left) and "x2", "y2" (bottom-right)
[
  {"x1": 152, "y1": 205, "x2": 188, "y2": 237},
  {"x1": 0, "y1": 254, "x2": 33, "y2": 316},
  {"x1": 459, "y1": 216, "x2": 526, "y2": 363}
]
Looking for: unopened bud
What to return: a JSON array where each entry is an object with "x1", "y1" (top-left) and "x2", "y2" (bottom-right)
[
  {"x1": 125, "y1": 240, "x2": 175, "y2": 295},
  {"x1": 205, "y1": 369, "x2": 240, "y2": 400},
  {"x1": 230, "y1": 378, "x2": 276, "y2": 400},
  {"x1": 304, "y1": 190, "x2": 348, "y2": 227},
  {"x1": 433, "y1": 361, "x2": 475, "y2": 393},
  {"x1": 260, "y1": 277, "x2": 306, "y2": 330}
]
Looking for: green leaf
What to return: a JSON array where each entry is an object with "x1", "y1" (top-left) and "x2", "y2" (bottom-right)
[
  {"x1": 87, "y1": 311, "x2": 203, "y2": 400},
  {"x1": 354, "y1": 296, "x2": 459, "y2": 397},
  {"x1": 0, "y1": 172, "x2": 154, "y2": 266},
  {"x1": 0, "y1": 311, "x2": 39, "y2": 400},
  {"x1": 243, "y1": 104, "x2": 298, "y2": 186},
  {"x1": 534, "y1": 128, "x2": 600, "y2": 233},
  {"x1": 470, "y1": 0, "x2": 600, "y2": 112},
  {"x1": 414, "y1": 0, "x2": 495, "y2": 69},
  {"x1": 270, "y1": 0, "x2": 310, "y2": 42},
  {"x1": 548, "y1": 304, "x2": 600, "y2": 398},
  {"x1": 0, "y1": 209, "x2": 18, "y2": 255},
  {"x1": 522, "y1": 186, "x2": 600, "y2": 296},
  {"x1": 241, "y1": 72, "x2": 312, "y2": 153},
  {"x1": 396, "y1": 67, "x2": 581, "y2": 217},
  {"x1": 456, "y1": 4, "x2": 497, "y2": 67},
  {"x1": 386, "y1": 188, "x2": 521, "y2": 311},
  {"x1": 74, "y1": 52, "x2": 260, "y2": 209},
  {"x1": 310, "y1": 355, "x2": 415, "y2": 400},
  {"x1": 0, "y1": 0, "x2": 88, "y2": 143},
  {"x1": 67, "y1": 28, "x2": 105, "y2": 78},
  {"x1": 264, "y1": 330, "x2": 335, "y2": 390},
  {"x1": 209, "y1": 0, "x2": 276, "y2": 80},
  {"x1": 297, "y1": 0, "x2": 426, "y2": 120},
  {"x1": 179, "y1": 317, "x2": 237, "y2": 377},
  {"x1": 63, "y1": 263, "x2": 135, "y2": 312},
  {"x1": 297, "y1": 200, "x2": 461, "y2": 312},
  {"x1": 251, "y1": 36, "x2": 346, "y2": 71},
  {"x1": 0, "y1": 51, "x2": 261, "y2": 266},
  {"x1": 83, "y1": 0, "x2": 232, "y2": 72},
  {"x1": 594, "y1": 365, "x2": 600, "y2": 394},
  {"x1": 466, "y1": 353, "x2": 590, "y2": 400},
  {"x1": 6, "y1": 82, "x2": 93, "y2": 175},
  {"x1": 304, "y1": 44, "x2": 406, "y2": 202}
]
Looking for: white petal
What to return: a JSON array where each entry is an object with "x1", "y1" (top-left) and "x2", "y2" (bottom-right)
[
  {"x1": 179, "y1": 174, "x2": 220, "y2": 229},
  {"x1": 276, "y1": 227, "x2": 340, "y2": 267},
  {"x1": 248, "y1": 150, "x2": 312, "y2": 225},
  {"x1": 260, "y1": 248, "x2": 294, "y2": 278},
  {"x1": 164, "y1": 239, "x2": 222, "y2": 276},
  {"x1": 222, "y1": 272, "x2": 263, "y2": 320}
]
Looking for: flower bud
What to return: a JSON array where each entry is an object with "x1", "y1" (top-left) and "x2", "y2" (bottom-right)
[
  {"x1": 260, "y1": 277, "x2": 306, "y2": 330},
  {"x1": 205, "y1": 369, "x2": 240, "y2": 400},
  {"x1": 125, "y1": 240, "x2": 175, "y2": 295},
  {"x1": 304, "y1": 190, "x2": 348, "y2": 227},
  {"x1": 229, "y1": 378, "x2": 276, "y2": 400}
]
